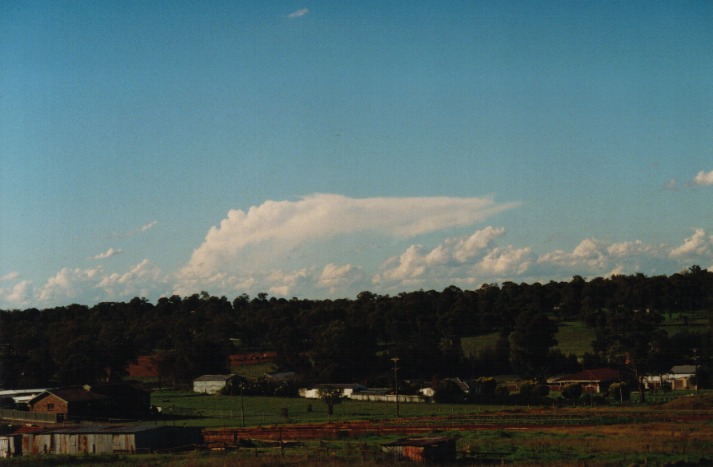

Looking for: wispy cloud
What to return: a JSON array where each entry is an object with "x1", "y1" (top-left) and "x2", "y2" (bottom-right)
[
  {"x1": 288, "y1": 8, "x2": 309, "y2": 18},
  {"x1": 1, "y1": 272, "x2": 20, "y2": 282},
  {"x1": 105, "y1": 221, "x2": 158, "y2": 239},
  {"x1": 692, "y1": 170, "x2": 713, "y2": 187},
  {"x1": 92, "y1": 247, "x2": 123, "y2": 260},
  {"x1": 139, "y1": 221, "x2": 158, "y2": 232}
]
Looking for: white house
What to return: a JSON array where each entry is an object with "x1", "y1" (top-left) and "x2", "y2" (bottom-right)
[
  {"x1": 299, "y1": 383, "x2": 367, "y2": 399},
  {"x1": 644, "y1": 365, "x2": 697, "y2": 390},
  {"x1": 193, "y1": 374, "x2": 240, "y2": 395}
]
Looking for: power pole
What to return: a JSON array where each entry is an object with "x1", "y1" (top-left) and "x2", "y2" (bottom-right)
[{"x1": 391, "y1": 357, "x2": 400, "y2": 418}]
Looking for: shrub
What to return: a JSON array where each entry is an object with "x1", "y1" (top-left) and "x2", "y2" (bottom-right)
[
  {"x1": 608, "y1": 382, "x2": 631, "y2": 401},
  {"x1": 561, "y1": 383, "x2": 582, "y2": 400}
]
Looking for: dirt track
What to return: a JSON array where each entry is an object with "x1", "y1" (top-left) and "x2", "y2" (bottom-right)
[{"x1": 203, "y1": 407, "x2": 713, "y2": 447}]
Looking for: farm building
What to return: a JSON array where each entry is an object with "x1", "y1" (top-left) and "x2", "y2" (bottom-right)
[
  {"x1": 28, "y1": 383, "x2": 150, "y2": 420},
  {"x1": 549, "y1": 368, "x2": 622, "y2": 393},
  {"x1": 28, "y1": 387, "x2": 109, "y2": 421},
  {"x1": 193, "y1": 374, "x2": 243, "y2": 395},
  {"x1": 644, "y1": 365, "x2": 698, "y2": 390},
  {"x1": 87, "y1": 382, "x2": 150, "y2": 418},
  {"x1": 0, "y1": 434, "x2": 21, "y2": 458},
  {"x1": 382, "y1": 436, "x2": 457, "y2": 463},
  {"x1": 21, "y1": 425, "x2": 202, "y2": 455},
  {"x1": 299, "y1": 383, "x2": 367, "y2": 399}
]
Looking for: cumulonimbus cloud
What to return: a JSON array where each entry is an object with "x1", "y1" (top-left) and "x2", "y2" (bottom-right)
[{"x1": 176, "y1": 193, "x2": 518, "y2": 283}]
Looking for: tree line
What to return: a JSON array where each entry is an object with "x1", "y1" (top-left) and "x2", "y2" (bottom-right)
[{"x1": 1, "y1": 266, "x2": 711, "y2": 391}]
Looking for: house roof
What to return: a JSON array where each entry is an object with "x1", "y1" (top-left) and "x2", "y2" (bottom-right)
[
  {"x1": 194, "y1": 374, "x2": 236, "y2": 382},
  {"x1": 30, "y1": 387, "x2": 108, "y2": 405},
  {"x1": 670, "y1": 365, "x2": 696, "y2": 374},
  {"x1": 553, "y1": 368, "x2": 621, "y2": 383}
]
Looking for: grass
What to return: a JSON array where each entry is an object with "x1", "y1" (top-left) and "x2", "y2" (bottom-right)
[
  {"x1": 149, "y1": 390, "x2": 506, "y2": 427},
  {"x1": 461, "y1": 320, "x2": 597, "y2": 358}
]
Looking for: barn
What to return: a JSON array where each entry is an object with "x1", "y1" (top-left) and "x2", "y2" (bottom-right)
[
  {"x1": 21, "y1": 425, "x2": 202, "y2": 455},
  {"x1": 0, "y1": 434, "x2": 21, "y2": 458}
]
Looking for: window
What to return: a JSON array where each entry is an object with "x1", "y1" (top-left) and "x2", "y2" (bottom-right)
[{"x1": 47, "y1": 403, "x2": 55, "y2": 411}]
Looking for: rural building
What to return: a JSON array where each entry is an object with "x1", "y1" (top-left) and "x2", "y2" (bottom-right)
[
  {"x1": 28, "y1": 387, "x2": 109, "y2": 421},
  {"x1": 21, "y1": 425, "x2": 202, "y2": 455},
  {"x1": 193, "y1": 374, "x2": 242, "y2": 395},
  {"x1": 0, "y1": 434, "x2": 21, "y2": 458},
  {"x1": 87, "y1": 382, "x2": 151, "y2": 418},
  {"x1": 0, "y1": 389, "x2": 53, "y2": 410},
  {"x1": 549, "y1": 368, "x2": 622, "y2": 393},
  {"x1": 299, "y1": 383, "x2": 367, "y2": 399},
  {"x1": 644, "y1": 365, "x2": 698, "y2": 390},
  {"x1": 27, "y1": 384, "x2": 150, "y2": 420},
  {"x1": 382, "y1": 436, "x2": 457, "y2": 463}
]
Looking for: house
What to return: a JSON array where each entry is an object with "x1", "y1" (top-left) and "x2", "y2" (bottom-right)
[
  {"x1": 382, "y1": 436, "x2": 457, "y2": 463},
  {"x1": 193, "y1": 374, "x2": 242, "y2": 395},
  {"x1": 28, "y1": 384, "x2": 150, "y2": 420},
  {"x1": 644, "y1": 365, "x2": 697, "y2": 390},
  {"x1": 0, "y1": 389, "x2": 53, "y2": 410},
  {"x1": 28, "y1": 387, "x2": 110, "y2": 421},
  {"x1": 299, "y1": 383, "x2": 367, "y2": 399},
  {"x1": 549, "y1": 368, "x2": 622, "y2": 394},
  {"x1": 20, "y1": 425, "x2": 203, "y2": 455}
]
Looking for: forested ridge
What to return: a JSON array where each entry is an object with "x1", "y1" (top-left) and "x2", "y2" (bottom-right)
[{"x1": 1, "y1": 266, "x2": 711, "y2": 390}]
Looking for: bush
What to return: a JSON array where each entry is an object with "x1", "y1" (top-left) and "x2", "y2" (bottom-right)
[
  {"x1": 434, "y1": 379, "x2": 466, "y2": 403},
  {"x1": 608, "y1": 382, "x2": 631, "y2": 401},
  {"x1": 561, "y1": 383, "x2": 583, "y2": 400},
  {"x1": 581, "y1": 393, "x2": 607, "y2": 406}
]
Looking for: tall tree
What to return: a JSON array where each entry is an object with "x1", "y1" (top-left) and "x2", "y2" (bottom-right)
[{"x1": 509, "y1": 311, "x2": 558, "y2": 378}]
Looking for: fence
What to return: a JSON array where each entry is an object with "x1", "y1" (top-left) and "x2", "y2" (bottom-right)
[{"x1": 0, "y1": 408, "x2": 59, "y2": 424}]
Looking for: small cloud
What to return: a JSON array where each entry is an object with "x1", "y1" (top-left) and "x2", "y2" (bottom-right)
[
  {"x1": 692, "y1": 170, "x2": 713, "y2": 187},
  {"x1": 1, "y1": 271, "x2": 20, "y2": 282},
  {"x1": 139, "y1": 221, "x2": 158, "y2": 232},
  {"x1": 92, "y1": 247, "x2": 123, "y2": 260},
  {"x1": 288, "y1": 8, "x2": 309, "y2": 18},
  {"x1": 664, "y1": 179, "x2": 678, "y2": 191}
]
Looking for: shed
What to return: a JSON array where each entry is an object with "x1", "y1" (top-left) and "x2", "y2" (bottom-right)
[
  {"x1": 21, "y1": 425, "x2": 202, "y2": 455},
  {"x1": 0, "y1": 435, "x2": 21, "y2": 458},
  {"x1": 382, "y1": 436, "x2": 457, "y2": 463},
  {"x1": 193, "y1": 374, "x2": 240, "y2": 395}
]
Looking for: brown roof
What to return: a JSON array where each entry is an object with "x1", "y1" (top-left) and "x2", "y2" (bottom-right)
[{"x1": 32, "y1": 387, "x2": 108, "y2": 404}]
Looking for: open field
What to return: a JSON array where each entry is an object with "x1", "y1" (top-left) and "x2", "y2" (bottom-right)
[
  {"x1": 5, "y1": 398, "x2": 713, "y2": 465},
  {"x1": 461, "y1": 320, "x2": 598, "y2": 358}
]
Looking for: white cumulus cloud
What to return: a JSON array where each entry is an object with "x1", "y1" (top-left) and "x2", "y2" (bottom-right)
[
  {"x1": 692, "y1": 170, "x2": 713, "y2": 186},
  {"x1": 669, "y1": 228, "x2": 713, "y2": 259},
  {"x1": 175, "y1": 193, "x2": 517, "y2": 295}
]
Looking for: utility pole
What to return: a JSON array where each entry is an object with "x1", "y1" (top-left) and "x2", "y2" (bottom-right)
[{"x1": 391, "y1": 357, "x2": 400, "y2": 418}]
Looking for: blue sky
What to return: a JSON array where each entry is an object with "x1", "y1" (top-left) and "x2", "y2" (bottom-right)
[{"x1": 1, "y1": 1, "x2": 712, "y2": 308}]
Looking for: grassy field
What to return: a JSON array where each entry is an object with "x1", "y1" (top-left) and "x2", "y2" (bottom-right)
[
  {"x1": 149, "y1": 390, "x2": 507, "y2": 427},
  {"x1": 461, "y1": 320, "x2": 597, "y2": 358},
  {"x1": 8, "y1": 395, "x2": 713, "y2": 465}
]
